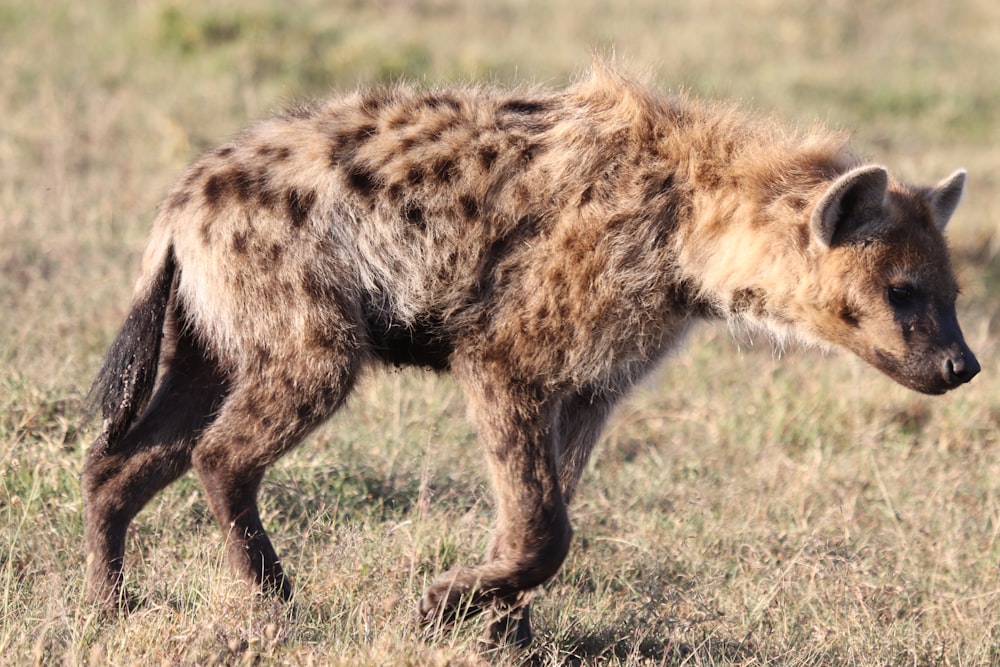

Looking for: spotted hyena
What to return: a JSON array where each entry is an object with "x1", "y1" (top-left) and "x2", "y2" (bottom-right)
[{"x1": 84, "y1": 64, "x2": 979, "y2": 646}]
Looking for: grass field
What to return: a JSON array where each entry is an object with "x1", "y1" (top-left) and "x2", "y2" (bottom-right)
[{"x1": 2, "y1": 1, "x2": 1000, "y2": 664}]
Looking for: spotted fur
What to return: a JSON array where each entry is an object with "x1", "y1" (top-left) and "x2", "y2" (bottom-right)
[{"x1": 83, "y1": 63, "x2": 978, "y2": 646}]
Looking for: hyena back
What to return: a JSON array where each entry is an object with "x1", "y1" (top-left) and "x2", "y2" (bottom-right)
[{"x1": 84, "y1": 65, "x2": 978, "y2": 646}]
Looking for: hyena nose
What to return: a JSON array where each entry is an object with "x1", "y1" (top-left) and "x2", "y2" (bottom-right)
[{"x1": 944, "y1": 350, "x2": 980, "y2": 385}]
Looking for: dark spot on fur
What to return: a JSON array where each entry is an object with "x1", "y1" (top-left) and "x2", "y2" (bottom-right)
[
  {"x1": 203, "y1": 173, "x2": 227, "y2": 208},
  {"x1": 386, "y1": 183, "x2": 404, "y2": 203},
  {"x1": 428, "y1": 117, "x2": 462, "y2": 142},
  {"x1": 345, "y1": 165, "x2": 381, "y2": 197},
  {"x1": 387, "y1": 112, "x2": 412, "y2": 131},
  {"x1": 216, "y1": 146, "x2": 235, "y2": 158},
  {"x1": 579, "y1": 185, "x2": 594, "y2": 206},
  {"x1": 267, "y1": 242, "x2": 284, "y2": 265},
  {"x1": 203, "y1": 168, "x2": 277, "y2": 210},
  {"x1": 357, "y1": 123, "x2": 379, "y2": 141},
  {"x1": 330, "y1": 125, "x2": 378, "y2": 166},
  {"x1": 257, "y1": 144, "x2": 293, "y2": 161},
  {"x1": 286, "y1": 189, "x2": 317, "y2": 229},
  {"x1": 297, "y1": 400, "x2": 316, "y2": 422},
  {"x1": 478, "y1": 146, "x2": 499, "y2": 171},
  {"x1": 731, "y1": 288, "x2": 769, "y2": 318},
  {"x1": 499, "y1": 99, "x2": 550, "y2": 115},
  {"x1": 232, "y1": 230, "x2": 249, "y2": 253},
  {"x1": 459, "y1": 195, "x2": 479, "y2": 220},
  {"x1": 403, "y1": 203, "x2": 425, "y2": 228},
  {"x1": 360, "y1": 94, "x2": 388, "y2": 115},
  {"x1": 549, "y1": 267, "x2": 567, "y2": 290},
  {"x1": 407, "y1": 166, "x2": 425, "y2": 186},
  {"x1": 424, "y1": 94, "x2": 462, "y2": 112},
  {"x1": 648, "y1": 181, "x2": 690, "y2": 244},
  {"x1": 840, "y1": 304, "x2": 862, "y2": 328},
  {"x1": 231, "y1": 170, "x2": 253, "y2": 201},
  {"x1": 498, "y1": 99, "x2": 553, "y2": 133},
  {"x1": 432, "y1": 158, "x2": 456, "y2": 184}
]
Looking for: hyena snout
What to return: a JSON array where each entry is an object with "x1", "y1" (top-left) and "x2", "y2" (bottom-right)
[
  {"x1": 942, "y1": 343, "x2": 980, "y2": 387},
  {"x1": 875, "y1": 315, "x2": 980, "y2": 395},
  {"x1": 936, "y1": 308, "x2": 980, "y2": 389}
]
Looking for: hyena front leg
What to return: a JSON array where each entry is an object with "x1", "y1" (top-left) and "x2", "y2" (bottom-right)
[
  {"x1": 418, "y1": 357, "x2": 571, "y2": 647},
  {"x1": 190, "y1": 347, "x2": 360, "y2": 599},
  {"x1": 485, "y1": 385, "x2": 618, "y2": 646},
  {"x1": 83, "y1": 324, "x2": 228, "y2": 608},
  {"x1": 554, "y1": 386, "x2": 617, "y2": 505}
]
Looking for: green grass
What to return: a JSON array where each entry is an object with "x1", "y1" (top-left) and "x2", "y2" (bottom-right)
[{"x1": 3, "y1": 0, "x2": 1000, "y2": 664}]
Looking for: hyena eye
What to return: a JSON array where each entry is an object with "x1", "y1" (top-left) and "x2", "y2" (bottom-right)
[{"x1": 888, "y1": 285, "x2": 916, "y2": 307}]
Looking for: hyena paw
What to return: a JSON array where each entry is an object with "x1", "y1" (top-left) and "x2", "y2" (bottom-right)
[{"x1": 417, "y1": 569, "x2": 484, "y2": 631}]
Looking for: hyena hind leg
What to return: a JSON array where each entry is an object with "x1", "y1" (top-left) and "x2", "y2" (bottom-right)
[
  {"x1": 83, "y1": 326, "x2": 229, "y2": 609},
  {"x1": 190, "y1": 348, "x2": 361, "y2": 600}
]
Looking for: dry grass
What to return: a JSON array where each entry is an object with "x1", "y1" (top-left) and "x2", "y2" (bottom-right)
[{"x1": 2, "y1": 1, "x2": 1000, "y2": 664}]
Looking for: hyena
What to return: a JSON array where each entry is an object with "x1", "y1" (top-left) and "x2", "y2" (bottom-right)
[{"x1": 84, "y1": 64, "x2": 979, "y2": 646}]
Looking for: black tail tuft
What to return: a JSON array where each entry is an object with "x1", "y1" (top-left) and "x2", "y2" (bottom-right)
[{"x1": 85, "y1": 250, "x2": 176, "y2": 450}]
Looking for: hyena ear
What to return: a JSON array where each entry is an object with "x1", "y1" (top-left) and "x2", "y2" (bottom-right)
[
  {"x1": 810, "y1": 165, "x2": 889, "y2": 248},
  {"x1": 927, "y1": 169, "x2": 966, "y2": 231}
]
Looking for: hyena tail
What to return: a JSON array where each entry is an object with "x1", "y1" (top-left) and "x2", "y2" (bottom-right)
[{"x1": 86, "y1": 232, "x2": 176, "y2": 450}]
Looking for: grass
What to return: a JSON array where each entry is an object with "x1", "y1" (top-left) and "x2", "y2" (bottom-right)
[{"x1": 2, "y1": 0, "x2": 1000, "y2": 664}]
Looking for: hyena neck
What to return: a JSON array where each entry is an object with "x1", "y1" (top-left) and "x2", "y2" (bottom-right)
[
  {"x1": 673, "y1": 201, "x2": 805, "y2": 340},
  {"x1": 663, "y1": 116, "x2": 857, "y2": 344},
  {"x1": 569, "y1": 70, "x2": 858, "y2": 347}
]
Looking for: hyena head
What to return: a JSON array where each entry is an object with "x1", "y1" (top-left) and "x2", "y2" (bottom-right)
[{"x1": 800, "y1": 165, "x2": 979, "y2": 395}]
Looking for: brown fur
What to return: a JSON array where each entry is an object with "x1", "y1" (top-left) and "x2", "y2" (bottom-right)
[{"x1": 83, "y1": 64, "x2": 979, "y2": 646}]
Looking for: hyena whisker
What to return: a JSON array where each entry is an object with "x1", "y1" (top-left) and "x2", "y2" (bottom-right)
[{"x1": 83, "y1": 61, "x2": 979, "y2": 649}]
